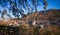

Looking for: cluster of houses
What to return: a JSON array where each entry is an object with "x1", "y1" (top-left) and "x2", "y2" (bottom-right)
[
  {"x1": 7, "y1": 20, "x2": 51, "y2": 28},
  {"x1": 0, "y1": 19, "x2": 59, "y2": 29}
]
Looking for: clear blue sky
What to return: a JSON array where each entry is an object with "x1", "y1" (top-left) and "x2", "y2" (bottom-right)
[
  {"x1": 38, "y1": 0, "x2": 60, "y2": 11},
  {"x1": 47, "y1": 0, "x2": 60, "y2": 9}
]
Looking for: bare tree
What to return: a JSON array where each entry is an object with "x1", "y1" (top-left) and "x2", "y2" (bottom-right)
[
  {"x1": 0, "y1": 0, "x2": 45, "y2": 19},
  {"x1": 32, "y1": 0, "x2": 37, "y2": 12},
  {"x1": 1, "y1": 9, "x2": 7, "y2": 18},
  {"x1": 43, "y1": 0, "x2": 48, "y2": 11},
  {"x1": 1, "y1": 9, "x2": 12, "y2": 19}
]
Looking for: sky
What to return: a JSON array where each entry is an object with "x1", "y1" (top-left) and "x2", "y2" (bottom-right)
[
  {"x1": 0, "y1": 0, "x2": 60, "y2": 19},
  {"x1": 38, "y1": 0, "x2": 60, "y2": 11},
  {"x1": 0, "y1": 0, "x2": 60, "y2": 11},
  {"x1": 47, "y1": 0, "x2": 60, "y2": 9}
]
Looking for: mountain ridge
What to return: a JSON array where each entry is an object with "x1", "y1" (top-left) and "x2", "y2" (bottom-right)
[{"x1": 21, "y1": 9, "x2": 60, "y2": 21}]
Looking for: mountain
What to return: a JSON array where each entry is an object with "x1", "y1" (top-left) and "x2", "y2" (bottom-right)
[
  {"x1": 0, "y1": 9, "x2": 60, "y2": 25},
  {"x1": 21, "y1": 9, "x2": 60, "y2": 21}
]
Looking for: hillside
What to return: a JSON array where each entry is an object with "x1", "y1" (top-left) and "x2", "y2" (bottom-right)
[
  {"x1": 21, "y1": 9, "x2": 60, "y2": 21},
  {"x1": 0, "y1": 9, "x2": 60, "y2": 26},
  {"x1": 0, "y1": 9, "x2": 60, "y2": 35}
]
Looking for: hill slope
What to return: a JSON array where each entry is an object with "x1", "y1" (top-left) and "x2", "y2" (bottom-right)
[{"x1": 21, "y1": 9, "x2": 60, "y2": 21}]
